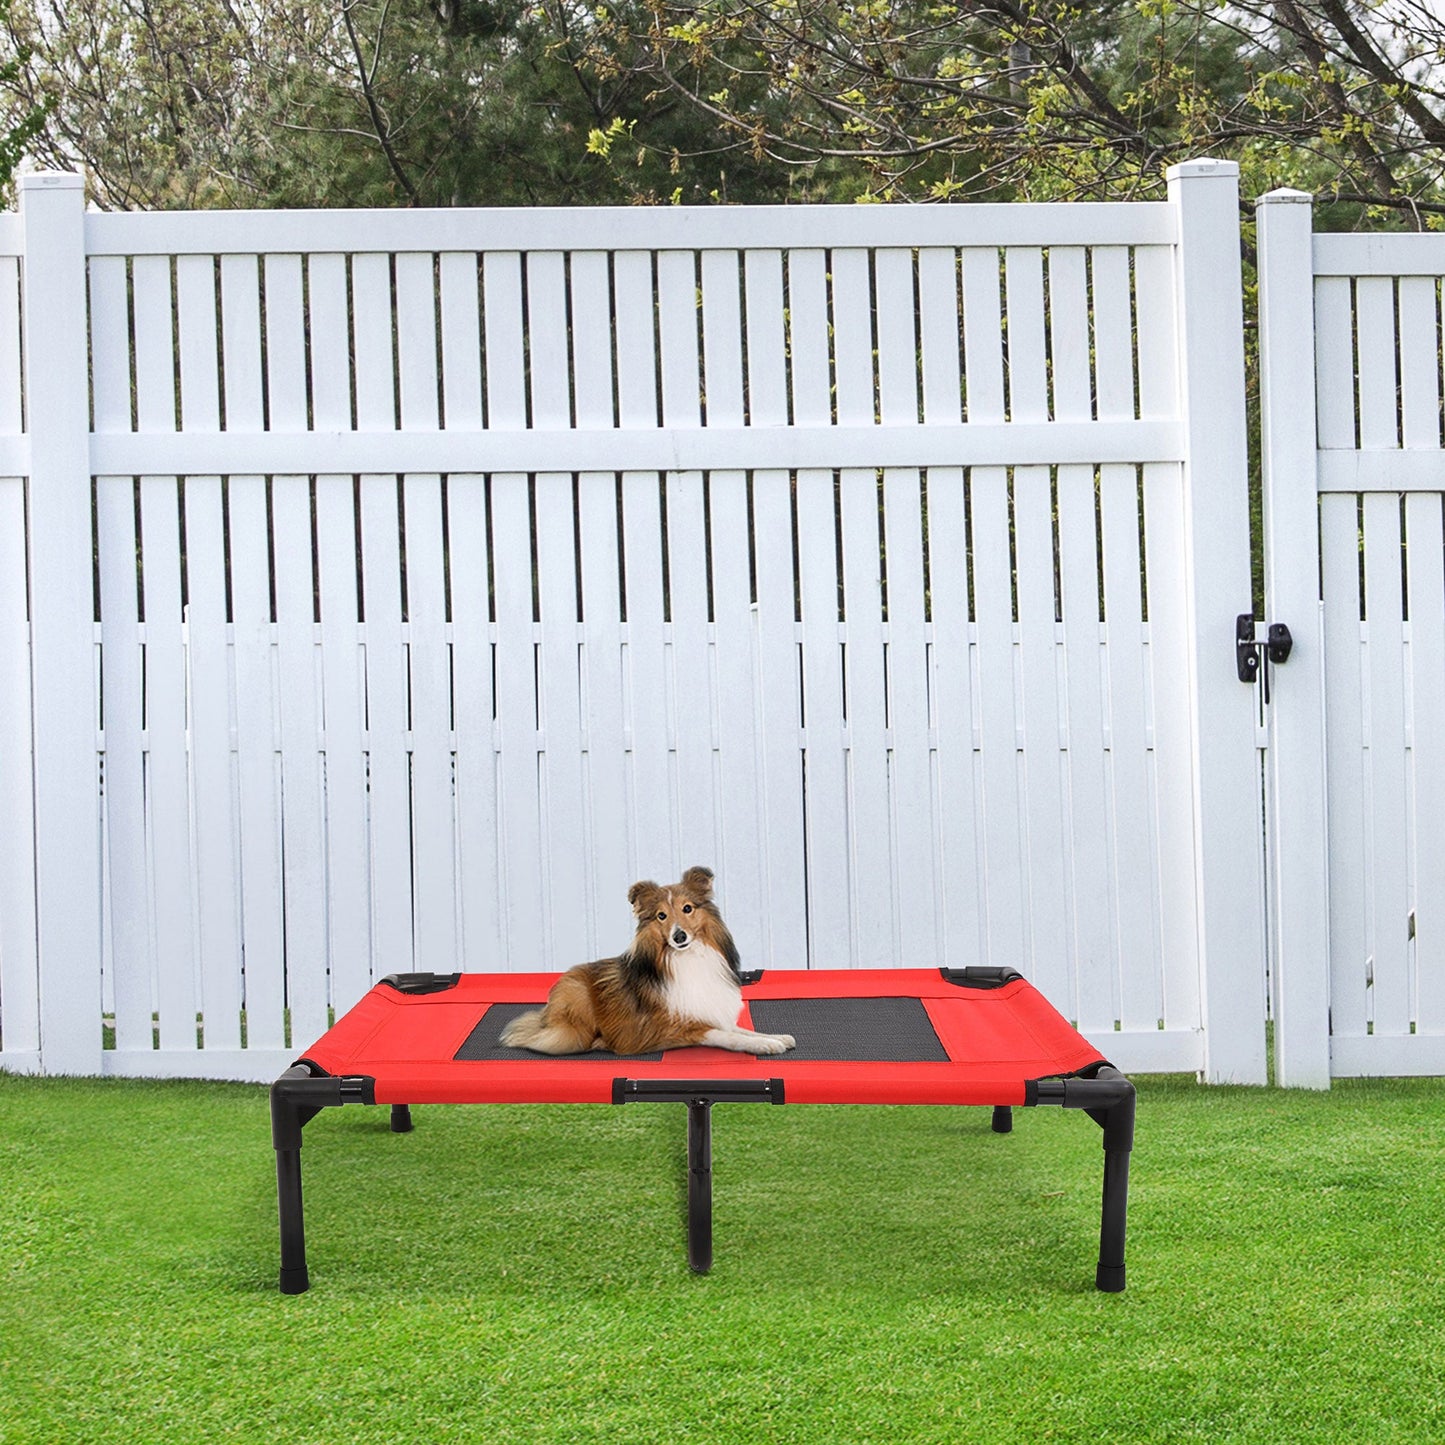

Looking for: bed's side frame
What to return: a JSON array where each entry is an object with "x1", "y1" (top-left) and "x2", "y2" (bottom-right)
[{"x1": 269, "y1": 1063, "x2": 1134, "y2": 1295}]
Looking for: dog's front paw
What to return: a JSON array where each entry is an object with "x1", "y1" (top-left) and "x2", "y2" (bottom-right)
[{"x1": 751, "y1": 1032, "x2": 795, "y2": 1055}]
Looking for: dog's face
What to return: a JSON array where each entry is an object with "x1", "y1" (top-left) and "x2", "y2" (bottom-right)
[{"x1": 628, "y1": 866, "x2": 717, "y2": 953}]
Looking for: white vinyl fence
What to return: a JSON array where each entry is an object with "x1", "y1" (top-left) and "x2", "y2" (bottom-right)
[
  {"x1": 0, "y1": 162, "x2": 1271, "y2": 1084},
  {"x1": 1260, "y1": 190, "x2": 1445, "y2": 1085}
]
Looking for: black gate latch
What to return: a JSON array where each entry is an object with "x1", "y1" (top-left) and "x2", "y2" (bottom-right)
[{"x1": 1236, "y1": 615, "x2": 1292, "y2": 700}]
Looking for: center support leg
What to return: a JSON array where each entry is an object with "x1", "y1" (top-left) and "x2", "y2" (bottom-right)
[{"x1": 687, "y1": 1099, "x2": 713, "y2": 1274}]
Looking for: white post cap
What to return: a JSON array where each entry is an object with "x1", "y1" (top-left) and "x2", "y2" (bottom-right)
[
  {"x1": 1257, "y1": 187, "x2": 1313, "y2": 205},
  {"x1": 1165, "y1": 158, "x2": 1240, "y2": 180},
  {"x1": 17, "y1": 172, "x2": 85, "y2": 191}
]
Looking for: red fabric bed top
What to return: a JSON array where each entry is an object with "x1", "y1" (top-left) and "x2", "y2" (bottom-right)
[{"x1": 296, "y1": 969, "x2": 1107, "y2": 1107}]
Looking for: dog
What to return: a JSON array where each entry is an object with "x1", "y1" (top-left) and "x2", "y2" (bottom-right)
[{"x1": 499, "y1": 866, "x2": 796, "y2": 1056}]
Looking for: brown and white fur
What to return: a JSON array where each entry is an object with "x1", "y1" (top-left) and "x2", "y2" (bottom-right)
[{"x1": 499, "y1": 867, "x2": 796, "y2": 1056}]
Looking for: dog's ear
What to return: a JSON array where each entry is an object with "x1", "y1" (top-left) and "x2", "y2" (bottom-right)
[
  {"x1": 628, "y1": 880, "x2": 662, "y2": 917},
  {"x1": 680, "y1": 866, "x2": 714, "y2": 898}
]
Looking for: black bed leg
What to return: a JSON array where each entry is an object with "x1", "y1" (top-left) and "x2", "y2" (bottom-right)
[
  {"x1": 686, "y1": 1099, "x2": 713, "y2": 1274},
  {"x1": 1096, "y1": 1147, "x2": 1131, "y2": 1292},
  {"x1": 275, "y1": 1148, "x2": 309, "y2": 1295},
  {"x1": 271, "y1": 1066, "x2": 312, "y2": 1295},
  {"x1": 1093, "y1": 1067, "x2": 1135, "y2": 1293},
  {"x1": 991, "y1": 1105, "x2": 1013, "y2": 1133},
  {"x1": 390, "y1": 1104, "x2": 413, "y2": 1133}
]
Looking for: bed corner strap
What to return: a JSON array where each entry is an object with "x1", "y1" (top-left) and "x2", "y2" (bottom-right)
[
  {"x1": 377, "y1": 972, "x2": 462, "y2": 995},
  {"x1": 938, "y1": 966, "x2": 1025, "y2": 989}
]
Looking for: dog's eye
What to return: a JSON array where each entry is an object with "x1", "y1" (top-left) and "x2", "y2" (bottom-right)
[
  {"x1": 682, "y1": 904, "x2": 693, "y2": 914},
  {"x1": 656, "y1": 910, "x2": 667, "y2": 921}
]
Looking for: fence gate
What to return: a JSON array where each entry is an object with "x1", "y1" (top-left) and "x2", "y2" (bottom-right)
[
  {"x1": 1261, "y1": 191, "x2": 1445, "y2": 1086},
  {"x1": 0, "y1": 165, "x2": 1268, "y2": 1084}
]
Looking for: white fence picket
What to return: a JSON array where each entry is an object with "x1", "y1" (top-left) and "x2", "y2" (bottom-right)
[
  {"x1": 0, "y1": 265, "x2": 28, "y2": 1064},
  {"x1": 1005, "y1": 246, "x2": 1069, "y2": 1002},
  {"x1": 664, "y1": 471, "x2": 719, "y2": 871},
  {"x1": 743, "y1": 249, "x2": 807, "y2": 960},
  {"x1": 490, "y1": 470, "x2": 543, "y2": 965},
  {"x1": 139, "y1": 477, "x2": 197, "y2": 1052},
  {"x1": 924, "y1": 466, "x2": 982, "y2": 973},
  {"x1": 1093, "y1": 239, "x2": 1161, "y2": 1027},
  {"x1": 1362, "y1": 494, "x2": 1410, "y2": 1039},
  {"x1": 97, "y1": 477, "x2": 149, "y2": 1054},
  {"x1": 230, "y1": 474, "x2": 287, "y2": 1049},
  {"x1": 788, "y1": 247, "x2": 850, "y2": 966},
  {"x1": 396, "y1": 251, "x2": 458, "y2": 974},
  {"x1": 1057, "y1": 468, "x2": 1113, "y2": 1036},
  {"x1": 307, "y1": 252, "x2": 373, "y2": 1013},
  {"x1": 1406, "y1": 495, "x2": 1445, "y2": 1034},
  {"x1": 882, "y1": 467, "x2": 937, "y2": 963},
  {"x1": 360, "y1": 472, "x2": 419, "y2": 975},
  {"x1": 915, "y1": 247, "x2": 982, "y2": 973},
  {"x1": 961, "y1": 245, "x2": 1027, "y2": 974},
  {"x1": 1048, "y1": 245, "x2": 1110, "y2": 1031},
  {"x1": 131, "y1": 255, "x2": 194, "y2": 1054},
  {"x1": 0, "y1": 471, "x2": 36, "y2": 1064},
  {"x1": 314, "y1": 472, "x2": 373, "y2": 1013},
  {"x1": 448, "y1": 474, "x2": 503, "y2": 970},
  {"x1": 839, "y1": 464, "x2": 893, "y2": 967},
  {"x1": 1136, "y1": 237, "x2": 1203, "y2": 1063},
  {"x1": 574, "y1": 475, "x2": 630, "y2": 955},
  {"x1": 875, "y1": 249, "x2": 936, "y2": 963},
  {"x1": 535, "y1": 471, "x2": 590, "y2": 964},
  {"x1": 1321, "y1": 494, "x2": 1368, "y2": 1042}
]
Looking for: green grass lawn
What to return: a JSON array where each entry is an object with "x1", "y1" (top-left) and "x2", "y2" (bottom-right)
[{"x1": 2, "y1": 1070, "x2": 1443, "y2": 1444}]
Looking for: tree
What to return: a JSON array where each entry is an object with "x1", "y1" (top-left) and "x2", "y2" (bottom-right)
[
  {"x1": 0, "y1": 0, "x2": 48, "y2": 196},
  {"x1": 579, "y1": 1, "x2": 1445, "y2": 220},
  {"x1": 0, "y1": 0, "x2": 826, "y2": 208}
]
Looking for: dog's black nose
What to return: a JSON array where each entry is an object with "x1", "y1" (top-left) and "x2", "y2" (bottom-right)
[{"x1": 672, "y1": 928, "x2": 687, "y2": 945}]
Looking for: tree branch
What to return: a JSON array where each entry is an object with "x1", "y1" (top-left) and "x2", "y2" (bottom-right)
[{"x1": 341, "y1": 0, "x2": 418, "y2": 203}]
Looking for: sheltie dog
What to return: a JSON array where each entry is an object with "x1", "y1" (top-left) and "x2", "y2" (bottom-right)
[{"x1": 499, "y1": 866, "x2": 796, "y2": 1056}]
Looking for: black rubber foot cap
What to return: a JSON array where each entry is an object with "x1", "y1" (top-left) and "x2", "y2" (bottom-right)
[
  {"x1": 279, "y1": 1266, "x2": 310, "y2": 1295},
  {"x1": 1095, "y1": 1263, "x2": 1126, "y2": 1293}
]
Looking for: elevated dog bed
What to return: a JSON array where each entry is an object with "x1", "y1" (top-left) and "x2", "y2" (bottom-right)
[{"x1": 271, "y1": 967, "x2": 1135, "y2": 1293}]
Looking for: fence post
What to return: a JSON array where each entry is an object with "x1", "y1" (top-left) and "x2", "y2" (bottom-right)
[
  {"x1": 1256, "y1": 189, "x2": 1332, "y2": 1087},
  {"x1": 1166, "y1": 159, "x2": 1268, "y2": 1084},
  {"x1": 20, "y1": 173, "x2": 102, "y2": 1076}
]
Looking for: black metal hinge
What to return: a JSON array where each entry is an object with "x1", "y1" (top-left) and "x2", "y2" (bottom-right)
[{"x1": 1236, "y1": 615, "x2": 1293, "y2": 702}]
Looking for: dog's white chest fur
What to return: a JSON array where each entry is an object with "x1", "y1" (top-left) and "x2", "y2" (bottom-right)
[{"x1": 662, "y1": 944, "x2": 741, "y2": 1029}]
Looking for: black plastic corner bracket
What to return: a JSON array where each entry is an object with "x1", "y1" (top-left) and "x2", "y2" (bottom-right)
[
  {"x1": 939, "y1": 966, "x2": 1025, "y2": 989},
  {"x1": 271, "y1": 1063, "x2": 378, "y2": 1295},
  {"x1": 377, "y1": 972, "x2": 461, "y2": 994}
]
